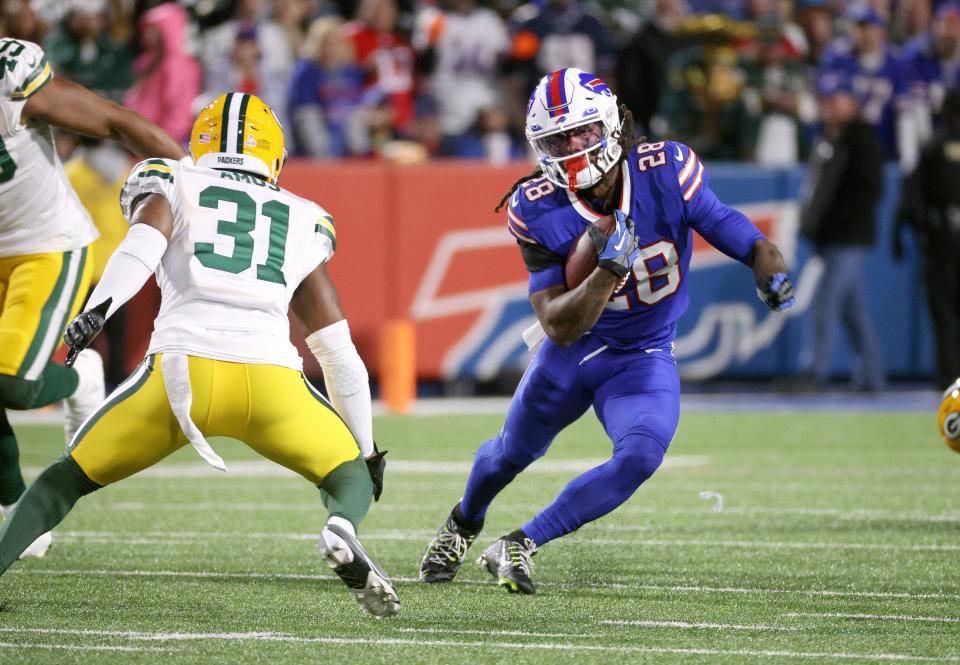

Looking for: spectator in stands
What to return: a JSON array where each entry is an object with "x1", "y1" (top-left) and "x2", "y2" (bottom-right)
[
  {"x1": 660, "y1": 39, "x2": 753, "y2": 159},
  {"x1": 413, "y1": 0, "x2": 512, "y2": 162},
  {"x1": 123, "y1": 2, "x2": 201, "y2": 144},
  {"x1": 894, "y1": 88, "x2": 960, "y2": 390},
  {"x1": 288, "y1": 17, "x2": 377, "y2": 157},
  {"x1": 200, "y1": 0, "x2": 295, "y2": 135},
  {"x1": 343, "y1": 0, "x2": 416, "y2": 139},
  {"x1": 44, "y1": 0, "x2": 132, "y2": 101},
  {"x1": 902, "y1": 1, "x2": 960, "y2": 146},
  {"x1": 616, "y1": 0, "x2": 690, "y2": 138},
  {"x1": 795, "y1": 0, "x2": 835, "y2": 65},
  {"x1": 819, "y1": 3, "x2": 908, "y2": 162},
  {"x1": 507, "y1": 0, "x2": 615, "y2": 95},
  {"x1": 797, "y1": 72, "x2": 886, "y2": 393},
  {"x1": 739, "y1": 21, "x2": 814, "y2": 164},
  {"x1": 275, "y1": 0, "x2": 321, "y2": 55},
  {"x1": 1, "y1": 0, "x2": 47, "y2": 42}
]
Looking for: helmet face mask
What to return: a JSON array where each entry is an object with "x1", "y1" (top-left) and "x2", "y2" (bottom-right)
[
  {"x1": 526, "y1": 68, "x2": 623, "y2": 191},
  {"x1": 190, "y1": 93, "x2": 287, "y2": 183}
]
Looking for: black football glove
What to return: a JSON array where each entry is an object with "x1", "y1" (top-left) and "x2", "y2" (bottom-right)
[
  {"x1": 63, "y1": 298, "x2": 112, "y2": 368},
  {"x1": 756, "y1": 273, "x2": 796, "y2": 311},
  {"x1": 365, "y1": 442, "x2": 387, "y2": 502},
  {"x1": 588, "y1": 210, "x2": 640, "y2": 279}
]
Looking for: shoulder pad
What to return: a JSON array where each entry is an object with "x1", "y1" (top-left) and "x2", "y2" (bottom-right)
[{"x1": 0, "y1": 39, "x2": 52, "y2": 100}]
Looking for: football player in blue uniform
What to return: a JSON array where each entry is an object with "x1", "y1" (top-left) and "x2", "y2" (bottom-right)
[{"x1": 418, "y1": 67, "x2": 796, "y2": 593}]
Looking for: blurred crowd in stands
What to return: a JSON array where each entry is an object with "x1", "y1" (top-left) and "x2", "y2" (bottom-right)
[{"x1": 1, "y1": 0, "x2": 957, "y2": 169}]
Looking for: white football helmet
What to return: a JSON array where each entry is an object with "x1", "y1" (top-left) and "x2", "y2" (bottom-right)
[{"x1": 525, "y1": 68, "x2": 623, "y2": 191}]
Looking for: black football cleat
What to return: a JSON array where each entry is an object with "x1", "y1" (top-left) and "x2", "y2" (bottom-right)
[
  {"x1": 419, "y1": 505, "x2": 481, "y2": 583},
  {"x1": 477, "y1": 535, "x2": 537, "y2": 594},
  {"x1": 318, "y1": 524, "x2": 400, "y2": 618}
]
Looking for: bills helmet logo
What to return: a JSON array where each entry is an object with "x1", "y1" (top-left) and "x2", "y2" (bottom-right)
[{"x1": 579, "y1": 72, "x2": 613, "y2": 97}]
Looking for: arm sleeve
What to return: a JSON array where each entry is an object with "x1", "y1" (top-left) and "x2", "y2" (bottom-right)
[
  {"x1": 672, "y1": 142, "x2": 764, "y2": 265},
  {"x1": 506, "y1": 192, "x2": 565, "y2": 294},
  {"x1": 305, "y1": 320, "x2": 373, "y2": 457},
  {"x1": 120, "y1": 158, "x2": 178, "y2": 221},
  {"x1": 85, "y1": 224, "x2": 168, "y2": 319}
]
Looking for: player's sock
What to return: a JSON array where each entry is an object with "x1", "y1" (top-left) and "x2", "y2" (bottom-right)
[
  {"x1": 0, "y1": 454, "x2": 101, "y2": 574},
  {"x1": 452, "y1": 502, "x2": 484, "y2": 533},
  {"x1": 521, "y1": 433, "x2": 666, "y2": 546},
  {"x1": 0, "y1": 411, "x2": 25, "y2": 506},
  {"x1": 319, "y1": 457, "x2": 373, "y2": 531},
  {"x1": 26, "y1": 363, "x2": 79, "y2": 408},
  {"x1": 460, "y1": 434, "x2": 526, "y2": 524}
]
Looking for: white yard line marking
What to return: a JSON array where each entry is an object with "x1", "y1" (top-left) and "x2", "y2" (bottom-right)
[
  {"x1": 22, "y1": 456, "x2": 707, "y2": 479},
  {"x1": 785, "y1": 612, "x2": 960, "y2": 624},
  {"x1": 396, "y1": 628, "x2": 602, "y2": 639},
  {"x1": 53, "y1": 530, "x2": 960, "y2": 553},
  {"x1": 600, "y1": 619, "x2": 797, "y2": 632},
  {"x1": 0, "y1": 641, "x2": 175, "y2": 652},
  {"x1": 0, "y1": 628, "x2": 956, "y2": 662},
  {"x1": 12, "y1": 569, "x2": 960, "y2": 601},
  {"x1": 101, "y1": 501, "x2": 960, "y2": 525}
]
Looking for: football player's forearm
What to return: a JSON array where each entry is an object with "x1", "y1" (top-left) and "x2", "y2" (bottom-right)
[
  {"x1": 109, "y1": 107, "x2": 186, "y2": 160},
  {"x1": 750, "y1": 239, "x2": 786, "y2": 287},
  {"x1": 538, "y1": 270, "x2": 618, "y2": 346}
]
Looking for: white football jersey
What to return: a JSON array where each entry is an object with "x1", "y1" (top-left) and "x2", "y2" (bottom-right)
[
  {"x1": 0, "y1": 38, "x2": 98, "y2": 257},
  {"x1": 120, "y1": 159, "x2": 336, "y2": 370},
  {"x1": 413, "y1": 8, "x2": 509, "y2": 135}
]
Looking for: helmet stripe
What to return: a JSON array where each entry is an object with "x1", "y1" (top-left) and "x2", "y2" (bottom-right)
[
  {"x1": 219, "y1": 92, "x2": 235, "y2": 152},
  {"x1": 547, "y1": 68, "x2": 569, "y2": 118},
  {"x1": 235, "y1": 93, "x2": 251, "y2": 153}
]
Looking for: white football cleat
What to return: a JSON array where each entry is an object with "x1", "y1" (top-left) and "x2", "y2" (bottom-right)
[
  {"x1": 318, "y1": 524, "x2": 400, "y2": 618},
  {"x1": 63, "y1": 349, "x2": 105, "y2": 446},
  {"x1": 0, "y1": 505, "x2": 52, "y2": 559}
]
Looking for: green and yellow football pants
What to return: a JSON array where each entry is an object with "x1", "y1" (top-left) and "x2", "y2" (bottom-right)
[
  {"x1": 69, "y1": 354, "x2": 362, "y2": 487},
  {"x1": 0, "y1": 248, "x2": 91, "y2": 380}
]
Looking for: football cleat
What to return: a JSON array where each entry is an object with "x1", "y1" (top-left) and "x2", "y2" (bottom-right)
[
  {"x1": 477, "y1": 535, "x2": 537, "y2": 595},
  {"x1": 419, "y1": 506, "x2": 481, "y2": 583},
  {"x1": 317, "y1": 524, "x2": 399, "y2": 618},
  {"x1": 63, "y1": 349, "x2": 105, "y2": 446},
  {"x1": 0, "y1": 505, "x2": 52, "y2": 559}
]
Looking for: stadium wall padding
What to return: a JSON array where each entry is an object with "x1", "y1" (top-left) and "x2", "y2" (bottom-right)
[{"x1": 117, "y1": 160, "x2": 932, "y2": 382}]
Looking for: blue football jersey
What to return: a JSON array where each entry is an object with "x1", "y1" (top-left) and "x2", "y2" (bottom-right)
[
  {"x1": 506, "y1": 141, "x2": 764, "y2": 351},
  {"x1": 819, "y1": 38, "x2": 908, "y2": 159},
  {"x1": 903, "y1": 33, "x2": 960, "y2": 109}
]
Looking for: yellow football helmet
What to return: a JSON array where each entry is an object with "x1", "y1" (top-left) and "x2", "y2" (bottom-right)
[
  {"x1": 190, "y1": 93, "x2": 286, "y2": 183},
  {"x1": 938, "y1": 378, "x2": 960, "y2": 453}
]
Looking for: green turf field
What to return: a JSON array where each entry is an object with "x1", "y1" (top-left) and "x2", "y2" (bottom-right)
[{"x1": 0, "y1": 409, "x2": 958, "y2": 663}]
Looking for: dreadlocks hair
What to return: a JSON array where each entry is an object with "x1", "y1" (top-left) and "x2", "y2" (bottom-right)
[{"x1": 494, "y1": 104, "x2": 639, "y2": 213}]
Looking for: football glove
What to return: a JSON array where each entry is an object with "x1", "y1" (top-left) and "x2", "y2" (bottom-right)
[
  {"x1": 365, "y1": 442, "x2": 387, "y2": 502},
  {"x1": 588, "y1": 210, "x2": 640, "y2": 279},
  {"x1": 756, "y1": 273, "x2": 796, "y2": 311},
  {"x1": 63, "y1": 298, "x2": 112, "y2": 368}
]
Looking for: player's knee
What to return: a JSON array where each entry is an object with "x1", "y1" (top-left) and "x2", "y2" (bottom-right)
[
  {"x1": 0, "y1": 373, "x2": 41, "y2": 410},
  {"x1": 613, "y1": 434, "x2": 667, "y2": 485},
  {"x1": 475, "y1": 432, "x2": 542, "y2": 473}
]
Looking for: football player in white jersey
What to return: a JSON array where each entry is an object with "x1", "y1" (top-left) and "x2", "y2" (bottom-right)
[
  {"x1": 0, "y1": 93, "x2": 399, "y2": 618},
  {"x1": 0, "y1": 38, "x2": 184, "y2": 559}
]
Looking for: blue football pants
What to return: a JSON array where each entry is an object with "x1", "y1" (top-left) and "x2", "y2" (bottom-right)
[{"x1": 459, "y1": 333, "x2": 680, "y2": 546}]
